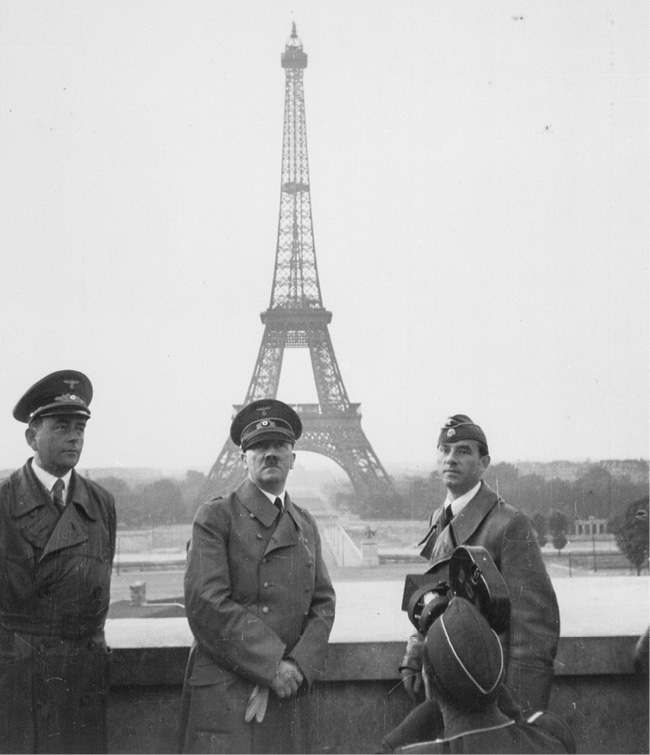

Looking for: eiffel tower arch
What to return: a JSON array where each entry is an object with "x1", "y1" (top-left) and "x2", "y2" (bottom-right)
[{"x1": 205, "y1": 25, "x2": 396, "y2": 502}]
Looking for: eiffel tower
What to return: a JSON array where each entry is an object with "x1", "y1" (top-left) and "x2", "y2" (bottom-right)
[{"x1": 205, "y1": 24, "x2": 395, "y2": 501}]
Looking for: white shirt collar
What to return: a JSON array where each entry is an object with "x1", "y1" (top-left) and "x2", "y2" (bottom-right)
[
  {"x1": 446, "y1": 481, "x2": 482, "y2": 517},
  {"x1": 256, "y1": 486, "x2": 287, "y2": 505},
  {"x1": 30, "y1": 458, "x2": 72, "y2": 499}
]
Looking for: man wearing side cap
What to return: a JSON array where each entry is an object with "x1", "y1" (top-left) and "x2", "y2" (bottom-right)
[
  {"x1": 181, "y1": 399, "x2": 336, "y2": 754},
  {"x1": 387, "y1": 415, "x2": 559, "y2": 750},
  {"x1": 0, "y1": 370, "x2": 116, "y2": 753},
  {"x1": 393, "y1": 597, "x2": 575, "y2": 754}
]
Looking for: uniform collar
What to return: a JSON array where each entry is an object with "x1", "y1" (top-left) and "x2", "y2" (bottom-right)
[
  {"x1": 10, "y1": 461, "x2": 98, "y2": 521},
  {"x1": 420, "y1": 482, "x2": 499, "y2": 562},
  {"x1": 440, "y1": 706, "x2": 514, "y2": 742},
  {"x1": 236, "y1": 479, "x2": 298, "y2": 528},
  {"x1": 255, "y1": 486, "x2": 287, "y2": 506},
  {"x1": 445, "y1": 481, "x2": 482, "y2": 518},
  {"x1": 30, "y1": 458, "x2": 72, "y2": 497}
]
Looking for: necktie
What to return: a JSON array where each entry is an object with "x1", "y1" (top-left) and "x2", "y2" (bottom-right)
[
  {"x1": 52, "y1": 479, "x2": 65, "y2": 509},
  {"x1": 442, "y1": 504, "x2": 453, "y2": 529},
  {"x1": 274, "y1": 497, "x2": 284, "y2": 514}
]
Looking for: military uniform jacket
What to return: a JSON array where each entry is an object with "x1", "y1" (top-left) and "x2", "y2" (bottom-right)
[
  {"x1": 185, "y1": 478, "x2": 336, "y2": 687},
  {"x1": 0, "y1": 460, "x2": 116, "y2": 753},
  {"x1": 0, "y1": 461, "x2": 116, "y2": 639},
  {"x1": 419, "y1": 482, "x2": 560, "y2": 715},
  {"x1": 182, "y1": 479, "x2": 336, "y2": 753},
  {"x1": 396, "y1": 711, "x2": 575, "y2": 754}
]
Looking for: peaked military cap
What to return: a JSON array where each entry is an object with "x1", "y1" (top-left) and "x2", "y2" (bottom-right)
[
  {"x1": 438, "y1": 414, "x2": 488, "y2": 453},
  {"x1": 425, "y1": 596, "x2": 504, "y2": 711},
  {"x1": 13, "y1": 370, "x2": 93, "y2": 423},
  {"x1": 231, "y1": 399, "x2": 302, "y2": 451}
]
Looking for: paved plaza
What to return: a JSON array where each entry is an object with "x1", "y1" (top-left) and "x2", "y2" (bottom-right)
[{"x1": 106, "y1": 574, "x2": 649, "y2": 649}]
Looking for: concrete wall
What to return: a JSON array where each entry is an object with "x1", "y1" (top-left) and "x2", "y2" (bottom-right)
[{"x1": 107, "y1": 635, "x2": 649, "y2": 754}]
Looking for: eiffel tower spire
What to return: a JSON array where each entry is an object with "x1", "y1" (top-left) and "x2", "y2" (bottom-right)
[{"x1": 205, "y1": 25, "x2": 396, "y2": 501}]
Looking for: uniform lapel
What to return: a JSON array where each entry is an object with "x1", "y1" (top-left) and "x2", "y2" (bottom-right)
[
  {"x1": 418, "y1": 506, "x2": 446, "y2": 560},
  {"x1": 9, "y1": 465, "x2": 92, "y2": 559},
  {"x1": 451, "y1": 483, "x2": 500, "y2": 545},
  {"x1": 425, "y1": 521, "x2": 457, "y2": 565},
  {"x1": 40, "y1": 506, "x2": 89, "y2": 559},
  {"x1": 266, "y1": 492, "x2": 300, "y2": 554},
  {"x1": 234, "y1": 480, "x2": 300, "y2": 553},
  {"x1": 421, "y1": 482, "x2": 500, "y2": 565},
  {"x1": 41, "y1": 473, "x2": 91, "y2": 559},
  {"x1": 67, "y1": 472, "x2": 99, "y2": 521},
  {"x1": 9, "y1": 462, "x2": 50, "y2": 518},
  {"x1": 235, "y1": 478, "x2": 277, "y2": 526}
]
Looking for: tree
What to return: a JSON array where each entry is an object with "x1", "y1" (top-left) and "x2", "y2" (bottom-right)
[
  {"x1": 397, "y1": 475, "x2": 439, "y2": 520},
  {"x1": 180, "y1": 470, "x2": 208, "y2": 520},
  {"x1": 518, "y1": 473, "x2": 548, "y2": 515},
  {"x1": 354, "y1": 491, "x2": 405, "y2": 520},
  {"x1": 611, "y1": 495, "x2": 649, "y2": 575},
  {"x1": 548, "y1": 509, "x2": 569, "y2": 555},
  {"x1": 532, "y1": 512, "x2": 548, "y2": 547},
  {"x1": 484, "y1": 462, "x2": 520, "y2": 503},
  {"x1": 139, "y1": 478, "x2": 184, "y2": 525},
  {"x1": 96, "y1": 476, "x2": 140, "y2": 528},
  {"x1": 573, "y1": 465, "x2": 613, "y2": 520}
]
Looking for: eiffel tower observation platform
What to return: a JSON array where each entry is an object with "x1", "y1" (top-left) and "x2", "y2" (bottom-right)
[{"x1": 293, "y1": 401, "x2": 361, "y2": 417}]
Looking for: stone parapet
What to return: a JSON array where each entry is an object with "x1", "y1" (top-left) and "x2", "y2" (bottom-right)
[
  {"x1": 107, "y1": 576, "x2": 649, "y2": 753},
  {"x1": 108, "y1": 634, "x2": 649, "y2": 754}
]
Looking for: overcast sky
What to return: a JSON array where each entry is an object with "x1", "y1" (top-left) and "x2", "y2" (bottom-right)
[{"x1": 0, "y1": 0, "x2": 647, "y2": 477}]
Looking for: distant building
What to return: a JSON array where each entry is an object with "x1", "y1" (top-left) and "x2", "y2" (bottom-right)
[
  {"x1": 516, "y1": 459, "x2": 648, "y2": 484},
  {"x1": 573, "y1": 517, "x2": 608, "y2": 538}
]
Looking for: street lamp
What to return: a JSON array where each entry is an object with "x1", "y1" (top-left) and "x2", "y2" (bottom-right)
[{"x1": 589, "y1": 516, "x2": 597, "y2": 572}]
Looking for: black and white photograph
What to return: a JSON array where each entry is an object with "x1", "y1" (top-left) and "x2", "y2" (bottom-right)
[{"x1": 0, "y1": 1, "x2": 647, "y2": 753}]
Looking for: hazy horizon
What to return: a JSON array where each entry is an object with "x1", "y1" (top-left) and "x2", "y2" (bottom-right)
[{"x1": 3, "y1": 453, "x2": 646, "y2": 484}]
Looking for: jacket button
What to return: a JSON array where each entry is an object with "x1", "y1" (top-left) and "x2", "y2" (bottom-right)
[
  {"x1": 250, "y1": 513, "x2": 255, "y2": 518},
  {"x1": 257, "y1": 533, "x2": 263, "y2": 539},
  {"x1": 263, "y1": 582, "x2": 270, "y2": 588},
  {"x1": 262, "y1": 607, "x2": 269, "y2": 614}
]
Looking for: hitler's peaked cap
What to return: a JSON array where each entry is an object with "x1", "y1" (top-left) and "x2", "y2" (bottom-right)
[
  {"x1": 13, "y1": 370, "x2": 93, "y2": 423},
  {"x1": 425, "y1": 596, "x2": 504, "y2": 711},
  {"x1": 438, "y1": 414, "x2": 488, "y2": 453},
  {"x1": 230, "y1": 399, "x2": 302, "y2": 451}
]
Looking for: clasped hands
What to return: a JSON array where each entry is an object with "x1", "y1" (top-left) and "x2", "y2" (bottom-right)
[
  {"x1": 271, "y1": 659, "x2": 303, "y2": 698},
  {"x1": 245, "y1": 660, "x2": 303, "y2": 724}
]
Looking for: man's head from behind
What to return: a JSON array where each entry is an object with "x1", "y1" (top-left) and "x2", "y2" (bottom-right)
[{"x1": 424, "y1": 596, "x2": 504, "y2": 713}]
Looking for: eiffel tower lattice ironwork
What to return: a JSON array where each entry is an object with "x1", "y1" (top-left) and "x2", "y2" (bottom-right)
[{"x1": 205, "y1": 24, "x2": 395, "y2": 501}]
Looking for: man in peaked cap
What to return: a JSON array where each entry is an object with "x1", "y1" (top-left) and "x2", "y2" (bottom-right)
[
  {"x1": 0, "y1": 370, "x2": 116, "y2": 753},
  {"x1": 181, "y1": 399, "x2": 335, "y2": 754},
  {"x1": 386, "y1": 414, "x2": 559, "y2": 751},
  {"x1": 393, "y1": 597, "x2": 575, "y2": 754}
]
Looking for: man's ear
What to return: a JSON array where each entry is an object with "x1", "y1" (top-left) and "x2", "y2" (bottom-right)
[
  {"x1": 481, "y1": 454, "x2": 491, "y2": 474},
  {"x1": 240, "y1": 451, "x2": 249, "y2": 470},
  {"x1": 290, "y1": 452, "x2": 296, "y2": 469},
  {"x1": 25, "y1": 426, "x2": 37, "y2": 451}
]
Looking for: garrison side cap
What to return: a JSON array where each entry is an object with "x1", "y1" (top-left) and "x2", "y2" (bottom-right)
[
  {"x1": 230, "y1": 399, "x2": 302, "y2": 451},
  {"x1": 13, "y1": 370, "x2": 93, "y2": 423},
  {"x1": 438, "y1": 413, "x2": 488, "y2": 453},
  {"x1": 425, "y1": 596, "x2": 504, "y2": 709}
]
